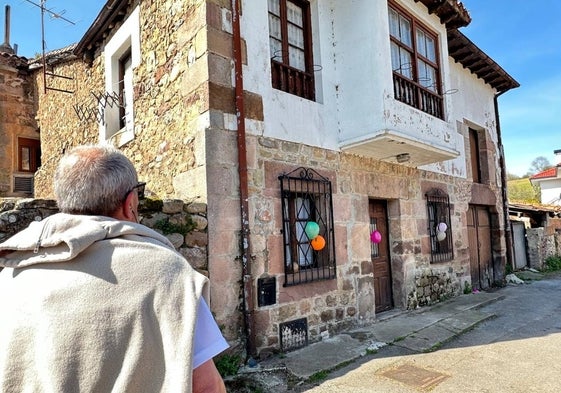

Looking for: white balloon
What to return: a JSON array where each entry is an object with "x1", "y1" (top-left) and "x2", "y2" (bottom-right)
[{"x1": 436, "y1": 231, "x2": 447, "y2": 241}]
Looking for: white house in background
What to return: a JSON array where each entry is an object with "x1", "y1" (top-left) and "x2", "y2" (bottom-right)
[{"x1": 530, "y1": 150, "x2": 561, "y2": 205}]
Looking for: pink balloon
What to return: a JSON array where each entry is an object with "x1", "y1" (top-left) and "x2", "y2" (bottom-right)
[{"x1": 370, "y1": 230, "x2": 382, "y2": 244}]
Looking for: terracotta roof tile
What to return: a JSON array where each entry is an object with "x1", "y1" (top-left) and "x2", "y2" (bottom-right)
[{"x1": 531, "y1": 167, "x2": 558, "y2": 180}]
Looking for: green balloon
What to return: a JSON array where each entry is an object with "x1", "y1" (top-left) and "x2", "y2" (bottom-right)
[{"x1": 305, "y1": 221, "x2": 320, "y2": 239}]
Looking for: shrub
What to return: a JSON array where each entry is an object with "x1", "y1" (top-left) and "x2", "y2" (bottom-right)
[
  {"x1": 544, "y1": 255, "x2": 561, "y2": 272},
  {"x1": 215, "y1": 354, "x2": 241, "y2": 377}
]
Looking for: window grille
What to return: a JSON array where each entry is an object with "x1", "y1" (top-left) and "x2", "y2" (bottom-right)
[
  {"x1": 279, "y1": 167, "x2": 336, "y2": 286},
  {"x1": 13, "y1": 175, "x2": 34, "y2": 194},
  {"x1": 370, "y1": 217, "x2": 380, "y2": 258},
  {"x1": 279, "y1": 318, "x2": 308, "y2": 352},
  {"x1": 426, "y1": 188, "x2": 453, "y2": 262}
]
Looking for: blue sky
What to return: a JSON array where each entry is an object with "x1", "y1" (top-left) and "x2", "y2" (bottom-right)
[
  {"x1": 463, "y1": 1, "x2": 561, "y2": 176},
  {"x1": 4, "y1": 0, "x2": 104, "y2": 56},
  {"x1": 3, "y1": 1, "x2": 560, "y2": 177}
]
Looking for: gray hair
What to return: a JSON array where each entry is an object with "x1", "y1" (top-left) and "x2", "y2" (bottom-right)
[{"x1": 54, "y1": 145, "x2": 138, "y2": 216}]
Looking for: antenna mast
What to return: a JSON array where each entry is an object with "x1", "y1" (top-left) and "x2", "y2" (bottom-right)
[{"x1": 22, "y1": 0, "x2": 75, "y2": 94}]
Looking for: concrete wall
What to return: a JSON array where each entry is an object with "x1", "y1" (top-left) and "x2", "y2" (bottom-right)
[{"x1": 540, "y1": 178, "x2": 561, "y2": 205}]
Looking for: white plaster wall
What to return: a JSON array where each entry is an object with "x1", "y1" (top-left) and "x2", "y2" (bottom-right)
[
  {"x1": 241, "y1": 0, "x2": 500, "y2": 179},
  {"x1": 423, "y1": 60, "x2": 499, "y2": 177},
  {"x1": 540, "y1": 179, "x2": 561, "y2": 205},
  {"x1": 242, "y1": 0, "x2": 339, "y2": 149}
]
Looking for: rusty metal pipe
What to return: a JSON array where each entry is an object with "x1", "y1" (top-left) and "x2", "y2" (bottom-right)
[{"x1": 231, "y1": 0, "x2": 256, "y2": 359}]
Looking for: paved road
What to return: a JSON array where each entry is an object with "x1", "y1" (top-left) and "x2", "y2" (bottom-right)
[{"x1": 302, "y1": 274, "x2": 561, "y2": 392}]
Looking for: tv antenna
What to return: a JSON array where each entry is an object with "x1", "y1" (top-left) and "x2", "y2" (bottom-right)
[{"x1": 22, "y1": 0, "x2": 76, "y2": 94}]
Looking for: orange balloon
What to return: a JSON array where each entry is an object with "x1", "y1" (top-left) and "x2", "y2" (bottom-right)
[{"x1": 310, "y1": 235, "x2": 326, "y2": 251}]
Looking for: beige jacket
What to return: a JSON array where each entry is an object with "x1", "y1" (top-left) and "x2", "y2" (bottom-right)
[{"x1": 0, "y1": 213, "x2": 208, "y2": 393}]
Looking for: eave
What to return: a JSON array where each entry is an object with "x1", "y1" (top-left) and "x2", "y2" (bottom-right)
[
  {"x1": 414, "y1": 0, "x2": 471, "y2": 29},
  {"x1": 447, "y1": 29, "x2": 519, "y2": 93},
  {"x1": 73, "y1": 0, "x2": 131, "y2": 63}
]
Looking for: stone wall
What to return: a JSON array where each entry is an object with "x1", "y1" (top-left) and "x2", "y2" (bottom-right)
[
  {"x1": 0, "y1": 53, "x2": 39, "y2": 196},
  {"x1": 0, "y1": 198, "x2": 209, "y2": 273},
  {"x1": 407, "y1": 267, "x2": 462, "y2": 309},
  {"x1": 32, "y1": 0, "x2": 215, "y2": 201},
  {"x1": 526, "y1": 228, "x2": 561, "y2": 270},
  {"x1": 243, "y1": 135, "x2": 488, "y2": 355}
]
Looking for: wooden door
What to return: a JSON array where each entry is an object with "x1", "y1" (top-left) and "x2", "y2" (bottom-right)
[
  {"x1": 369, "y1": 200, "x2": 393, "y2": 312},
  {"x1": 467, "y1": 205, "x2": 493, "y2": 290},
  {"x1": 512, "y1": 221, "x2": 528, "y2": 270}
]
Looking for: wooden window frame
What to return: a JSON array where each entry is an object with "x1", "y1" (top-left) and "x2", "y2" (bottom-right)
[
  {"x1": 269, "y1": 0, "x2": 315, "y2": 100},
  {"x1": 469, "y1": 128, "x2": 482, "y2": 183},
  {"x1": 17, "y1": 137, "x2": 41, "y2": 173},
  {"x1": 389, "y1": 1, "x2": 444, "y2": 119},
  {"x1": 118, "y1": 50, "x2": 132, "y2": 130}
]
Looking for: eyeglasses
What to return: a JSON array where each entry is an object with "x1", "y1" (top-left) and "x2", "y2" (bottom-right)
[{"x1": 124, "y1": 182, "x2": 146, "y2": 201}]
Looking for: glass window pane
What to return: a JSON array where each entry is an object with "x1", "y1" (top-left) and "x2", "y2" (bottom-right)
[
  {"x1": 426, "y1": 35, "x2": 436, "y2": 62},
  {"x1": 270, "y1": 38, "x2": 282, "y2": 59},
  {"x1": 21, "y1": 147, "x2": 30, "y2": 171},
  {"x1": 268, "y1": 0, "x2": 280, "y2": 16},
  {"x1": 389, "y1": 8, "x2": 400, "y2": 38},
  {"x1": 418, "y1": 60, "x2": 437, "y2": 91},
  {"x1": 287, "y1": 1, "x2": 303, "y2": 27},
  {"x1": 390, "y1": 42, "x2": 400, "y2": 71},
  {"x1": 288, "y1": 23, "x2": 304, "y2": 49},
  {"x1": 400, "y1": 48, "x2": 413, "y2": 79},
  {"x1": 399, "y1": 16, "x2": 412, "y2": 46},
  {"x1": 122, "y1": 57, "x2": 134, "y2": 130},
  {"x1": 416, "y1": 29, "x2": 427, "y2": 57},
  {"x1": 289, "y1": 47, "x2": 305, "y2": 70},
  {"x1": 269, "y1": 14, "x2": 281, "y2": 40}
]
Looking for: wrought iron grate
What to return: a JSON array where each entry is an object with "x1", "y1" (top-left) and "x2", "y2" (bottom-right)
[
  {"x1": 279, "y1": 167, "x2": 336, "y2": 286},
  {"x1": 426, "y1": 188, "x2": 453, "y2": 262},
  {"x1": 279, "y1": 318, "x2": 308, "y2": 352}
]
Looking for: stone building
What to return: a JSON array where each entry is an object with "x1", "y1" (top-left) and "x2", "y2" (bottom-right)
[
  {"x1": 0, "y1": 41, "x2": 40, "y2": 196},
  {"x1": 24, "y1": 0, "x2": 519, "y2": 358}
]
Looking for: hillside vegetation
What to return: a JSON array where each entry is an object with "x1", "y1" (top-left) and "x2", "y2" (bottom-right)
[{"x1": 507, "y1": 178, "x2": 540, "y2": 203}]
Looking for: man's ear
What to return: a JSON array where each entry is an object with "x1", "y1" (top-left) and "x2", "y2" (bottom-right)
[
  {"x1": 112, "y1": 192, "x2": 137, "y2": 222},
  {"x1": 123, "y1": 191, "x2": 137, "y2": 222}
]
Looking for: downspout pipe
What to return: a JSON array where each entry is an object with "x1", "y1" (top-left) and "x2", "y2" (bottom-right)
[
  {"x1": 232, "y1": 0, "x2": 256, "y2": 359},
  {"x1": 494, "y1": 89, "x2": 514, "y2": 275}
]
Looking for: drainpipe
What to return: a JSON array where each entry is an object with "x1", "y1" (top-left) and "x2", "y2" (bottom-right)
[
  {"x1": 231, "y1": 0, "x2": 256, "y2": 359},
  {"x1": 494, "y1": 90, "x2": 514, "y2": 276}
]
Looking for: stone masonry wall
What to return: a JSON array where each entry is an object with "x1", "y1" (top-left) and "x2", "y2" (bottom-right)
[
  {"x1": 243, "y1": 135, "x2": 484, "y2": 355},
  {"x1": 0, "y1": 53, "x2": 39, "y2": 196},
  {"x1": 0, "y1": 198, "x2": 210, "y2": 274},
  {"x1": 526, "y1": 228, "x2": 561, "y2": 270},
  {"x1": 33, "y1": 0, "x2": 213, "y2": 201}
]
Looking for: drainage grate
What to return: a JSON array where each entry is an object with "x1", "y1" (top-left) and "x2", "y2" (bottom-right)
[
  {"x1": 279, "y1": 318, "x2": 308, "y2": 352},
  {"x1": 379, "y1": 363, "x2": 449, "y2": 390}
]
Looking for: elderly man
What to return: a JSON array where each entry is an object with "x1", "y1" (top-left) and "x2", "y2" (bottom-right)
[{"x1": 0, "y1": 145, "x2": 228, "y2": 392}]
